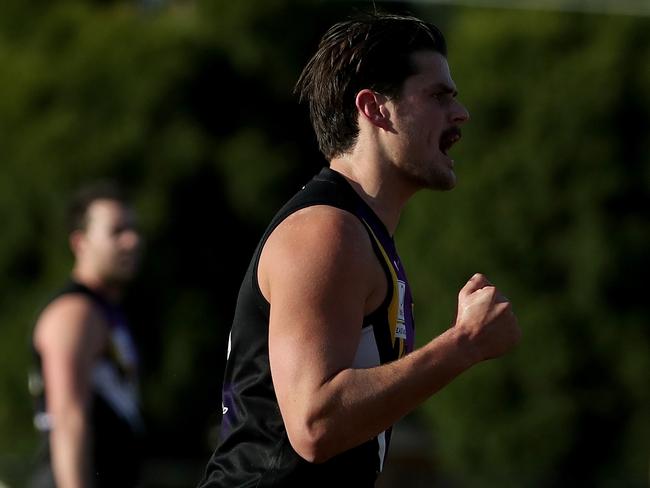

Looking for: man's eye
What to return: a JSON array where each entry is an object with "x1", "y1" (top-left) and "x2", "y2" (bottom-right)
[{"x1": 433, "y1": 92, "x2": 456, "y2": 104}]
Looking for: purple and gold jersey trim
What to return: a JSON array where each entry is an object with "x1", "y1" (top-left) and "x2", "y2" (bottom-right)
[{"x1": 361, "y1": 219, "x2": 415, "y2": 358}]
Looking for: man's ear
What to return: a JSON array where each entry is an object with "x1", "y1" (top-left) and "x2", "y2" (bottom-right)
[
  {"x1": 355, "y1": 89, "x2": 392, "y2": 130},
  {"x1": 69, "y1": 230, "x2": 85, "y2": 256}
]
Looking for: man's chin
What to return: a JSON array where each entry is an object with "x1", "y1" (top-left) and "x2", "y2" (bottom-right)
[
  {"x1": 106, "y1": 269, "x2": 138, "y2": 286},
  {"x1": 400, "y1": 161, "x2": 456, "y2": 192},
  {"x1": 422, "y1": 168, "x2": 457, "y2": 191},
  {"x1": 438, "y1": 172, "x2": 457, "y2": 191}
]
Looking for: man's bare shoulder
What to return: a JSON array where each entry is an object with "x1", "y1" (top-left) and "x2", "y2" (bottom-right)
[
  {"x1": 264, "y1": 205, "x2": 374, "y2": 271},
  {"x1": 259, "y1": 205, "x2": 385, "y2": 309},
  {"x1": 34, "y1": 293, "x2": 108, "y2": 356},
  {"x1": 274, "y1": 204, "x2": 370, "y2": 245}
]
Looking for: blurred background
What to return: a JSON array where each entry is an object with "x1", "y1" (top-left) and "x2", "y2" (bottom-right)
[{"x1": 0, "y1": 0, "x2": 648, "y2": 486}]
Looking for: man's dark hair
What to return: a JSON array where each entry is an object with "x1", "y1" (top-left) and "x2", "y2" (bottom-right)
[
  {"x1": 67, "y1": 180, "x2": 127, "y2": 233},
  {"x1": 294, "y1": 12, "x2": 447, "y2": 160}
]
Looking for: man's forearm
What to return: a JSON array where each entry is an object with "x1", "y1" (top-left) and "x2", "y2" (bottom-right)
[{"x1": 285, "y1": 326, "x2": 475, "y2": 463}]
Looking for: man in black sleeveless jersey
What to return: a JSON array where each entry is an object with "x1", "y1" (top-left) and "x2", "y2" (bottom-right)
[
  {"x1": 199, "y1": 12, "x2": 521, "y2": 487},
  {"x1": 30, "y1": 182, "x2": 143, "y2": 488}
]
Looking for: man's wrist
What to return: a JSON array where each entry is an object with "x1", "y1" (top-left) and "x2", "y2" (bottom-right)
[{"x1": 444, "y1": 325, "x2": 481, "y2": 369}]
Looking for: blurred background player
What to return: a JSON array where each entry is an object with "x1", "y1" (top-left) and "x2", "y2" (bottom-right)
[{"x1": 29, "y1": 181, "x2": 143, "y2": 488}]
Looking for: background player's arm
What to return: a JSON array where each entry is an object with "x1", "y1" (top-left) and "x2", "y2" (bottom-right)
[
  {"x1": 34, "y1": 295, "x2": 107, "y2": 488},
  {"x1": 260, "y1": 206, "x2": 520, "y2": 463}
]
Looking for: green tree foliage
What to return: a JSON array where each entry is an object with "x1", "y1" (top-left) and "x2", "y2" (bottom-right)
[{"x1": 0, "y1": 1, "x2": 647, "y2": 487}]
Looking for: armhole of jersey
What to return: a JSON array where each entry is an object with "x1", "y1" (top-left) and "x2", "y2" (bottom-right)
[
  {"x1": 250, "y1": 202, "x2": 321, "y2": 313},
  {"x1": 54, "y1": 286, "x2": 114, "y2": 332},
  {"x1": 249, "y1": 201, "x2": 395, "y2": 329},
  {"x1": 359, "y1": 221, "x2": 394, "y2": 325},
  {"x1": 66, "y1": 292, "x2": 113, "y2": 358}
]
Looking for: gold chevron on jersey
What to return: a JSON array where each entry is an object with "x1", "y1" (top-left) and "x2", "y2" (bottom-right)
[{"x1": 361, "y1": 219, "x2": 407, "y2": 358}]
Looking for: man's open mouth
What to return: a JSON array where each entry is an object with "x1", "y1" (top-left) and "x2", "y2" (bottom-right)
[{"x1": 439, "y1": 127, "x2": 462, "y2": 155}]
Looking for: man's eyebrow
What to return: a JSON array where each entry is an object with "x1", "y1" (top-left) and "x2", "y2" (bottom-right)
[{"x1": 429, "y1": 82, "x2": 458, "y2": 96}]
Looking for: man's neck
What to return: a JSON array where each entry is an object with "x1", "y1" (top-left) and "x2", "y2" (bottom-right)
[
  {"x1": 329, "y1": 154, "x2": 417, "y2": 236},
  {"x1": 71, "y1": 268, "x2": 123, "y2": 303}
]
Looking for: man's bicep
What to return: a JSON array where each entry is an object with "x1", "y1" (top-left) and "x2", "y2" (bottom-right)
[
  {"x1": 267, "y1": 271, "x2": 366, "y2": 389},
  {"x1": 263, "y1": 209, "x2": 373, "y2": 402},
  {"x1": 35, "y1": 297, "x2": 105, "y2": 408}
]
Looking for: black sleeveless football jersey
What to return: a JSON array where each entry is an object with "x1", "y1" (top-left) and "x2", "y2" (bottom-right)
[{"x1": 199, "y1": 167, "x2": 415, "y2": 487}]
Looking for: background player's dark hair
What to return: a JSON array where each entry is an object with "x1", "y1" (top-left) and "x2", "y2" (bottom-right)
[
  {"x1": 294, "y1": 12, "x2": 447, "y2": 161},
  {"x1": 67, "y1": 180, "x2": 128, "y2": 233}
]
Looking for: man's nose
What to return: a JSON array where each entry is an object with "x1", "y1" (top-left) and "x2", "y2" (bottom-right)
[
  {"x1": 121, "y1": 229, "x2": 141, "y2": 250},
  {"x1": 452, "y1": 100, "x2": 470, "y2": 125}
]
